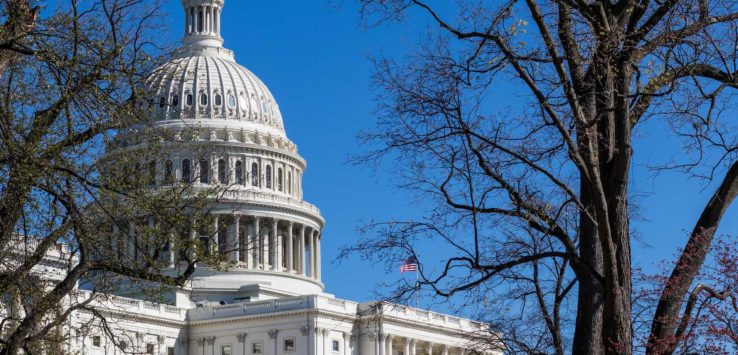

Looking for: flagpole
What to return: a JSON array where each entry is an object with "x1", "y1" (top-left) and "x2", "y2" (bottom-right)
[{"x1": 415, "y1": 267, "x2": 419, "y2": 308}]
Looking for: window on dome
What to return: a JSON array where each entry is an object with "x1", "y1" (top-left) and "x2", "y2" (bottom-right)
[
  {"x1": 159, "y1": 97, "x2": 166, "y2": 108},
  {"x1": 215, "y1": 94, "x2": 222, "y2": 106},
  {"x1": 277, "y1": 168, "x2": 283, "y2": 192},
  {"x1": 265, "y1": 166, "x2": 272, "y2": 189},
  {"x1": 186, "y1": 94, "x2": 193, "y2": 106},
  {"x1": 182, "y1": 159, "x2": 191, "y2": 182},
  {"x1": 251, "y1": 162, "x2": 259, "y2": 186},
  {"x1": 228, "y1": 94, "x2": 236, "y2": 108},
  {"x1": 218, "y1": 159, "x2": 226, "y2": 183},
  {"x1": 199, "y1": 159, "x2": 209, "y2": 184},
  {"x1": 235, "y1": 161, "x2": 244, "y2": 185},
  {"x1": 172, "y1": 95, "x2": 179, "y2": 106},
  {"x1": 200, "y1": 93, "x2": 208, "y2": 106}
]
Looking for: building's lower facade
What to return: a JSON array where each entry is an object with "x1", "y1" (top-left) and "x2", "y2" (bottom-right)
[{"x1": 66, "y1": 291, "x2": 496, "y2": 355}]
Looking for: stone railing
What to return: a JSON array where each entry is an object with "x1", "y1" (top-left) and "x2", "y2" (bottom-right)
[
  {"x1": 71, "y1": 290, "x2": 187, "y2": 321},
  {"x1": 187, "y1": 295, "x2": 358, "y2": 322},
  {"x1": 365, "y1": 302, "x2": 487, "y2": 332},
  {"x1": 218, "y1": 190, "x2": 321, "y2": 215}
]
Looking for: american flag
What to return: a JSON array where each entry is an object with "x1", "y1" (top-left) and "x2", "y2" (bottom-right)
[{"x1": 400, "y1": 256, "x2": 418, "y2": 273}]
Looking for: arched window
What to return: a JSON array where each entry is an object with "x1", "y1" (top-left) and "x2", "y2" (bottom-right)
[
  {"x1": 200, "y1": 93, "x2": 208, "y2": 106},
  {"x1": 217, "y1": 159, "x2": 226, "y2": 184},
  {"x1": 287, "y1": 171, "x2": 292, "y2": 195},
  {"x1": 235, "y1": 161, "x2": 244, "y2": 185},
  {"x1": 165, "y1": 160, "x2": 173, "y2": 183},
  {"x1": 186, "y1": 94, "x2": 193, "y2": 106},
  {"x1": 181, "y1": 159, "x2": 191, "y2": 182},
  {"x1": 159, "y1": 97, "x2": 166, "y2": 108},
  {"x1": 215, "y1": 94, "x2": 222, "y2": 106},
  {"x1": 228, "y1": 94, "x2": 236, "y2": 108},
  {"x1": 265, "y1": 165, "x2": 272, "y2": 189},
  {"x1": 172, "y1": 95, "x2": 179, "y2": 107},
  {"x1": 251, "y1": 162, "x2": 259, "y2": 186},
  {"x1": 199, "y1": 159, "x2": 209, "y2": 184},
  {"x1": 277, "y1": 168, "x2": 283, "y2": 192}
]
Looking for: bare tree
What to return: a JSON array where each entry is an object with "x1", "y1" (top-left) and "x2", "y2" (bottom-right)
[
  {"x1": 0, "y1": 1, "x2": 226, "y2": 353},
  {"x1": 345, "y1": 0, "x2": 738, "y2": 354}
]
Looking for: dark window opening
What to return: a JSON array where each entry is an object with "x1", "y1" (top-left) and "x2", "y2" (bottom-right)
[
  {"x1": 265, "y1": 166, "x2": 272, "y2": 189},
  {"x1": 199, "y1": 159, "x2": 209, "y2": 184},
  {"x1": 218, "y1": 159, "x2": 226, "y2": 183},
  {"x1": 251, "y1": 163, "x2": 259, "y2": 186},
  {"x1": 235, "y1": 161, "x2": 244, "y2": 185},
  {"x1": 181, "y1": 159, "x2": 191, "y2": 182}
]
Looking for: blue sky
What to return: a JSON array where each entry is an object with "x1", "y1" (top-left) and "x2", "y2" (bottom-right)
[{"x1": 159, "y1": 1, "x2": 738, "y2": 312}]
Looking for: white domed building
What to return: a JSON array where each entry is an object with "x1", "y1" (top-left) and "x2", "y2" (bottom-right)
[{"x1": 46, "y1": 1, "x2": 502, "y2": 354}]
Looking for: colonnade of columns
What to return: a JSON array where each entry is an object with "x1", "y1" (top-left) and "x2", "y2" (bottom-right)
[
  {"x1": 115, "y1": 214, "x2": 322, "y2": 282},
  {"x1": 195, "y1": 214, "x2": 322, "y2": 281},
  {"x1": 376, "y1": 334, "x2": 469, "y2": 355},
  {"x1": 184, "y1": 3, "x2": 221, "y2": 37}
]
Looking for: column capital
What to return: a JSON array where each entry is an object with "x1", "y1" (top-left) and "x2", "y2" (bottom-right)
[
  {"x1": 343, "y1": 332, "x2": 351, "y2": 340},
  {"x1": 268, "y1": 329, "x2": 278, "y2": 339}
]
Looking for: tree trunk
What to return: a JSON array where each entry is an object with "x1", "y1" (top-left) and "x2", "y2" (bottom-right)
[{"x1": 572, "y1": 187, "x2": 604, "y2": 354}]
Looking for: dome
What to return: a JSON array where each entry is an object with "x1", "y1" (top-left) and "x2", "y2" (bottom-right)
[{"x1": 144, "y1": 4, "x2": 286, "y2": 138}]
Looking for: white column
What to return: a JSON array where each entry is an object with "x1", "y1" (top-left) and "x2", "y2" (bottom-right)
[
  {"x1": 386, "y1": 335, "x2": 394, "y2": 355},
  {"x1": 299, "y1": 225, "x2": 306, "y2": 276},
  {"x1": 189, "y1": 216, "x2": 199, "y2": 267},
  {"x1": 212, "y1": 215, "x2": 219, "y2": 256},
  {"x1": 192, "y1": 7, "x2": 197, "y2": 34},
  {"x1": 427, "y1": 343, "x2": 433, "y2": 355},
  {"x1": 231, "y1": 216, "x2": 240, "y2": 262},
  {"x1": 272, "y1": 219, "x2": 281, "y2": 271},
  {"x1": 246, "y1": 217, "x2": 254, "y2": 268},
  {"x1": 441, "y1": 345, "x2": 449, "y2": 355},
  {"x1": 307, "y1": 228, "x2": 315, "y2": 278},
  {"x1": 379, "y1": 335, "x2": 386, "y2": 355},
  {"x1": 253, "y1": 217, "x2": 261, "y2": 268},
  {"x1": 343, "y1": 333, "x2": 351, "y2": 355},
  {"x1": 168, "y1": 231, "x2": 175, "y2": 267},
  {"x1": 315, "y1": 230, "x2": 322, "y2": 280},
  {"x1": 404, "y1": 339, "x2": 411, "y2": 355},
  {"x1": 286, "y1": 222, "x2": 294, "y2": 272}
]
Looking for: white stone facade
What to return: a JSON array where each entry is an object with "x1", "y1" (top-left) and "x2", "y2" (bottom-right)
[{"x1": 7, "y1": 1, "x2": 503, "y2": 354}]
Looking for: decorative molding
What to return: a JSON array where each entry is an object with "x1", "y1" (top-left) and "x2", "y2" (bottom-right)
[
  {"x1": 236, "y1": 333, "x2": 247, "y2": 343},
  {"x1": 205, "y1": 336, "x2": 215, "y2": 345},
  {"x1": 268, "y1": 329, "x2": 278, "y2": 339},
  {"x1": 300, "y1": 326, "x2": 308, "y2": 336}
]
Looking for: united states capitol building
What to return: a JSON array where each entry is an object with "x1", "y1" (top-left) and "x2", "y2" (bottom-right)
[{"x1": 22, "y1": 1, "x2": 501, "y2": 354}]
